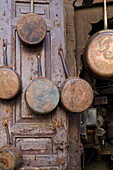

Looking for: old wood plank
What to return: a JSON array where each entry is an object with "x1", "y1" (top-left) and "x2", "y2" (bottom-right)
[
  {"x1": 64, "y1": 2, "x2": 76, "y2": 77},
  {"x1": 11, "y1": 123, "x2": 54, "y2": 136},
  {"x1": 50, "y1": 0, "x2": 66, "y2": 87},
  {"x1": 64, "y1": 1, "x2": 81, "y2": 170},
  {"x1": 22, "y1": 155, "x2": 59, "y2": 167},
  {"x1": 49, "y1": 1, "x2": 68, "y2": 169}
]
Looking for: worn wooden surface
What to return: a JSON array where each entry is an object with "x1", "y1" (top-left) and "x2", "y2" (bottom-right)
[
  {"x1": 0, "y1": 0, "x2": 68, "y2": 169},
  {"x1": 64, "y1": 2, "x2": 81, "y2": 170}
]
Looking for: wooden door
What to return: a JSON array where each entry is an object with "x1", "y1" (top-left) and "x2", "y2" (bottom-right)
[{"x1": 0, "y1": 0, "x2": 69, "y2": 169}]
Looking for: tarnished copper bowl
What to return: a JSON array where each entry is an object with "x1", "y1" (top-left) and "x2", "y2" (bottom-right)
[
  {"x1": 84, "y1": 30, "x2": 113, "y2": 79},
  {"x1": 60, "y1": 77, "x2": 94, "y2": 113}
]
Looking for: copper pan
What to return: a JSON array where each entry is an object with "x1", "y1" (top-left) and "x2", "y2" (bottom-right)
[
  {"x1": 17, "y1": 0, "x2": 47, "y2": 46},
  {"x1": 84, "y1": 0, "x2": 113, "y2": 79},
  {"x1": 25, "y1": 53, "x2": 59, "y2": 114},
  {"x1": 59, "y1": 48, "x2": 93, "y2": 113},
  {"x1": 0, "y1": 40, "x2": 21, "y2": 100}
]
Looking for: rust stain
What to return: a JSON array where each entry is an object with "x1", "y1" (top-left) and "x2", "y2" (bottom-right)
[
  {"x1": 62, "y1": 159, "x2": 65, "y2": 164},
  {"x1": 13, "y1": 37, "x2": 16, "y2": 54},
  {"x1": 55, "y1": 120, "x2": 63, "y2": 127},
  {"x1": 28, "y1": 113, "x2": 32, "y2": 116},
  {"x1": 57, "y1": 22, "x2": 61, "y2": 27},
  {"x1": 49, "y1": 126, "x2": 55, "y2": 130},
  {"x1": 6, "y1": 109, "x2": 9, "y2": 113},
  {"x1": 3, "y1": 11, "x2": 5, "y2": 16},
  {"x1": 34, "y1": 155, "x2": 37, "y2": 161},
  {"x1": 9, "y1": 109, "x2": 12, "y2": 113},
  {"x1": 2, "y1": 118, "x2": 8, "y2": 126},
  {"x1": 5, "y1": 108, "x2": 12, "y2": 115},
  {"x1": 57, "y1": 158, "x2": 61, "y2": 164},
  {"x1": 48, "y1": 120, "x2": 64, "y2": 132}
]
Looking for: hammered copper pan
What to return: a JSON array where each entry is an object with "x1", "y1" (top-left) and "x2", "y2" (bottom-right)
[{"x1": 84, "y1": 0, "x2": 113, "y2": 79}]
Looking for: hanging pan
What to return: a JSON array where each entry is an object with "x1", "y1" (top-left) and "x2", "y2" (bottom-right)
[
  {"x1": 84, "y1": 0, "x2": 113, "y2": 79},
  {"x1": 17, "y1": 0, "x2": 47, "y2": 46},
  {"x1": 59, "y1": 48, "x2": 93, "y2": 113},
  {"x1": 25, "y1": 52, "x2": 59, "y2": 114},
  {"x1": 0, "y1": 40, "x2": 21, "y2": 100},
  {"x1": 0, "y1": 121, "x2": 22, "y2": 170}
]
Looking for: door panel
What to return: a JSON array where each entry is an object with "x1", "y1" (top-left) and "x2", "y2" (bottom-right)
[{"x1": 0, "y1": 0, "x2": 68, "y2": 169}]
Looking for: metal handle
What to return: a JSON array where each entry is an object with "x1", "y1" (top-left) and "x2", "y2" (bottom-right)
[
  {"x1": 104, "y1": 0, "x2": 108, "y2": 29},
  {"x1": 59, "y1": 48, "x2": 70, "y2": 78},
  {"x1": 2, "y1": 39, "x2": 7, "y2": 66},
  {"x1": 31, "y1": 0, "x2": 34, "y2": 13},
  {"x1": 5, "y1": 124, "x2": 11, "y2": 145},
  {"x1": 36, "y1": 53, "x2": 42, "y2": 77},
  {"x1": 3, "y1": 120, "x2": 11, "y2": 145}
]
